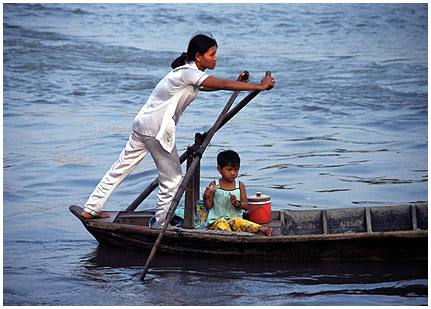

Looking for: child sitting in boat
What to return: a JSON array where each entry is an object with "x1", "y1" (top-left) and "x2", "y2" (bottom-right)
[{"x1": 202, "y1": 150, "x2": 272, "y2": 236}]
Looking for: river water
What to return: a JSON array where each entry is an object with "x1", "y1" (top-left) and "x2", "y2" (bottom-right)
[{"x1": 3, "y1": 3, "x2": 428, "y2": 306}]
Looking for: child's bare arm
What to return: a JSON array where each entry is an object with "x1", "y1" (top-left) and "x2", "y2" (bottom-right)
[
  {"x1": 230, "y1": 182, "x2": 249, "y2": 210},
  {"x1": 239, "y1": 181, "x2": 249, "y2": 210}
]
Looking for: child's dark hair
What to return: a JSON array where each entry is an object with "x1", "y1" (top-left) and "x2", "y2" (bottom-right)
[
  {"x1": 217, "y1": 150, "x2": 240, "y2": 169},
  {"x1": 171, "y1": 33, "x2": 218, "y2": 69}
]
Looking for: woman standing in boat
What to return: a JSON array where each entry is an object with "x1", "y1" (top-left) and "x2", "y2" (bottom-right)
[{"x1": 82, "y1": 33, "x2": 275, "y2": 227}]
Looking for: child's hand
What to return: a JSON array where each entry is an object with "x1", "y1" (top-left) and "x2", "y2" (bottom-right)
[
  {"x1": 229, "y1": 193, "x2": 237, "y2": 205},
  {"x1": 209, "y1": 184, "x2": 218, "y2": 192},
  {"x1": 203, "y1": 187, "x2": 211, "y2": 198},
  {"x1": 203, "y1": 184, "x2": 218, "y2": 200}
]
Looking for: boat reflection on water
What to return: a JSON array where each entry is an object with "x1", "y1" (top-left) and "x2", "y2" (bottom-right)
[{"x1": 78, "y1": 244, "x2": 428, "y2": 306}]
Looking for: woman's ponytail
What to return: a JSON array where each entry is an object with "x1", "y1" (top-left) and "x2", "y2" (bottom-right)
[{"x1": 171, "y1": 52, "x2": 188, "y2": 69}]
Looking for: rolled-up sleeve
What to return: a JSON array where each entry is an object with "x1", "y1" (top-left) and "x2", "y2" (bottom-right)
[{"x1": 181, "y1": 68, "x2": 209, "y2": 86}]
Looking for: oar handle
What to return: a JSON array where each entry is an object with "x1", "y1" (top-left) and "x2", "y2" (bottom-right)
[{"x1": 241, "y1": 71, "x2": 249, "y2": 81}]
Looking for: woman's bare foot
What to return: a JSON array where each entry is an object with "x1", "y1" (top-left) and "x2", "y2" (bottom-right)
[
  {"x1": 260, "y1": 226, "x2": 272, "y2": 236},
  {"x1": 81, "y1": 210, "x2": 110, "y2": 219}
]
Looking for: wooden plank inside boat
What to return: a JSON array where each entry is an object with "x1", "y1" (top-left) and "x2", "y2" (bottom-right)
[{"x1": 283, "y1": 204, "x2": 427, "y2": 236}]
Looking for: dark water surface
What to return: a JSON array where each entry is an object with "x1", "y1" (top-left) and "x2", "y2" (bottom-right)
[{"x1": 3, "y1": 3, "x2": 428, "y2": 306}]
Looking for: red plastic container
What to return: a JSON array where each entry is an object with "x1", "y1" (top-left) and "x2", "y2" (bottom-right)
[{"x1": 247, "y1": 192, "x2": 271, "y2": 224}]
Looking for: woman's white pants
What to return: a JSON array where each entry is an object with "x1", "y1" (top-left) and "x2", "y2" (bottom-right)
[{"x1": 83, "y1": 131, "x2": 182, "y2": 227}]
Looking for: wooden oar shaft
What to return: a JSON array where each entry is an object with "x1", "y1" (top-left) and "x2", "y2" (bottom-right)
[{"x1": 219, "y1": 89, "x2": 261, "y2": 128}]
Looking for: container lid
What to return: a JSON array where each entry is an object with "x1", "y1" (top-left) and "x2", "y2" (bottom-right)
[{"x1": 247, "y1": 193, "x2": 271, "y2": 203}]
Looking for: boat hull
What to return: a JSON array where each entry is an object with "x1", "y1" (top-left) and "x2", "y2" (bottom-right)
[
  {"x1": 87, "y1": 225, "x2": 427, "y2": 260},
  {"x1": 71, "y1": 205, "x2": 427, "y2": 260}
]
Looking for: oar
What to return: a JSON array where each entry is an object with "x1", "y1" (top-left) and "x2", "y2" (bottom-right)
[
  {"x1": 140, "y1": 71, "x2": 272, "y2": 280},
  {"x1": 126, "y1": 72, "x2": 268, "y2": 212}
]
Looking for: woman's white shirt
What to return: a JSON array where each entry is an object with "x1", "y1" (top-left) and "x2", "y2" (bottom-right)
[{"x1": 132, "y1": 61, "x2": 209, "y2": 153}]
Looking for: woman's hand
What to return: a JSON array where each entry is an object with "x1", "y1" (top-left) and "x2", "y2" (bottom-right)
[
  {"x1": 260, "y1": 75, "x2": 275, "y2": 90},
  {"x1": 237, "y1": 72, "x2": 249, "y2": 83}
]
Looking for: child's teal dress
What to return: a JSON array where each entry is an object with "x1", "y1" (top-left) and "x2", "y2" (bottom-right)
[{"x1": 205, "y1": 179, "x2": 243, "y2": 228}]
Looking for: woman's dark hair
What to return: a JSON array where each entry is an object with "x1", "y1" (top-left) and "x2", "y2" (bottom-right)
[
  {"x1": 217, "y1": 150, "x2": 240, "y2": 169},
  {"x1": 171, "y1": 33, "x2": 218, "y2": 69}
]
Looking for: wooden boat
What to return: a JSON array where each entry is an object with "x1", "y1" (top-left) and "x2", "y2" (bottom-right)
[
  {"x1": 69, "y1": 82, "x2": 427, "y2": 263},
  {"x1": 70, "y1": 203, "x2": 427, "y2": 260}
]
